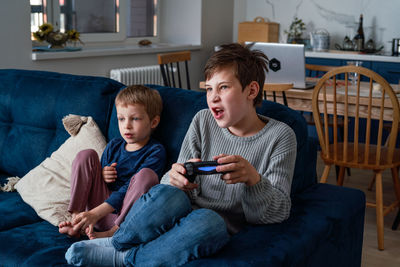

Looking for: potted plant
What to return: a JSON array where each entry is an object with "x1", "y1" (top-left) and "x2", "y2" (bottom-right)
[
  {"x1": 285, "y1": 17, "x2": 306, "y2": 44},
  {"x1": 33, "y1": 23, "x2": 83, "y2": 49}
]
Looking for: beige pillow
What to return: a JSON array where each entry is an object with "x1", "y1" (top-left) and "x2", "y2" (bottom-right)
[{"x1": 15, "y1": 115, "x2": 107, "y2": 226}]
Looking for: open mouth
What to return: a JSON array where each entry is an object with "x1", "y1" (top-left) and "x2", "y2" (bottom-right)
[{"x1": 212, "y1": 107, "x2": 224, "y2": 119}]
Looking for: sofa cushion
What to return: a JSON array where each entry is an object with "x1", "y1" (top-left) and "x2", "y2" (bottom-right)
[
  {"x1": 0, "y1": 191, "x2": 41, "y2": 231},
  {"x1": 0, "y1": 69, "x2": 124, "y2": 178},
  {"x1": 0, "y1": 162, "x2": 41, "y2": 233},
  {"x1": 0, "y1": 221, "x2": 75, "y2": 266},
  {"x1": 0, "y1": 184, "x2": 365, "y2": 267},
  {"x1": 185, "y1": 183, "x2": 365, "y2": 267},
  {"x1": 15, "y1": 116, "x2": 106, "y2": 226}
]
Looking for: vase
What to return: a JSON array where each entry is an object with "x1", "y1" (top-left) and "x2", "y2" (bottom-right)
[
  {"x1": 287, "y1": 37, "x2": 305, "y2": 44},
  {"x1": 46, "y1": 32, "x2": 69, "y2": 49}
]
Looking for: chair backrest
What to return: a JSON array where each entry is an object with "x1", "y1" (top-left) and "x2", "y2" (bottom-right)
[
  {"x1": 312, "y1": 65, "x2": 400, "y2": 168},
  {"x1": 306, "y1": 64, "x2": 337, "y2": 78},
  {"x1": 263, "y1": 83, "x2": 293, "y2": 106},
  {"x1": 157, "y1": 51, "x2": 191, "y2": 89}
]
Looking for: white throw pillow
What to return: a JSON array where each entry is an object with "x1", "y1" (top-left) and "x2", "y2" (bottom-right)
[{"x1": 15, "y1": 115, "x2": 107, "y2": 226}]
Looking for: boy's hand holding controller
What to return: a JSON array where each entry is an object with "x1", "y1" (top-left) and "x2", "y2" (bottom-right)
[
  {"x1": 103, "y1": 162, "x2": 117, "y2": 183},
  {"x1": 169, "y1": 159, "x2": 201, "y2": 191},
  {"x1": 214, "y1": 154, "x2": 261, "y2": 186}
]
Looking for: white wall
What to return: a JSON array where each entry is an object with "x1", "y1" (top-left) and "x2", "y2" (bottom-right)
[
  {"x1": 233, "y1": 0, "x2": 399, "y2": 54},
  {"x1": 0, "y1": 0, "x2": 234, "y2": 89},
  {"x1": 159, "y1": 0, "x2": 202, "y2": 45}
]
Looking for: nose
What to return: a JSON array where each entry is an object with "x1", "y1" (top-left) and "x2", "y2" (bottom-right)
[
  {"x1": 208, "y1": 89, "x2": 220, "y2": 102},
  {"x1": 123, "y1": 120, "x2": 132, "y2": 129}
]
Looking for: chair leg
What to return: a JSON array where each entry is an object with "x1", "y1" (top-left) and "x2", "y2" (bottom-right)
[
  {"x1": 320, "y1": 165, "x2": 331, "y2": 183},
  {"x1": 335, "y1": 165, "x2": 339, "y2": 180},
  {"x1": 337, "y1": 166, "x2": 345, "y2": 186},
  {"x1": 390, "y1": 167, "x2": 400, "y2": 231},
  {"x1": 391, "y1": 167, "x2": 400, "y2": 202},
  {"x1": 375, "y1": 171, "x2": 385, "y2": 250},
  {"x1": 334, "y1": 165, "x2": 351, "y2": 180},
  {"x1": 368, "y1": 174, "x2": 376, "y2": 191},
  {"x1": 392, "y1": 209, "x2": 400, "y2": 230}
]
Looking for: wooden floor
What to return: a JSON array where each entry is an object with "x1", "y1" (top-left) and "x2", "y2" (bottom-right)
[{"x1": 316, "y1": 153, "x2": 400, "y2": 266}]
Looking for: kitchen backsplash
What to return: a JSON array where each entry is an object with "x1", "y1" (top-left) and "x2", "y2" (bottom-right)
[{"x1": 234, "y1": 0, "x2": 398, "y2": 54}]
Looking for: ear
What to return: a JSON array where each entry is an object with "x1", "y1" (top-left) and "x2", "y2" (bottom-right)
[
  {"x1": 150, "y1": 115, "x2": 160, "y2": 129},
  {"x1": 247, "y1": 81, "x2": 260, "y2": 100}
]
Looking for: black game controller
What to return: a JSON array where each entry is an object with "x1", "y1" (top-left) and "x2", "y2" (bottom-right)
[{"x1": 184, "y1": 161, "x2": 220, "y2": 183}]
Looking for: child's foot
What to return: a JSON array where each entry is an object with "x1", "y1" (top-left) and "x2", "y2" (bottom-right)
[
  {"x1": 87, "y1": 225, "x2": 119, "y2": 240},
  {"x1": 59, "y1": 221, "x2": 80, "y2": 238}
]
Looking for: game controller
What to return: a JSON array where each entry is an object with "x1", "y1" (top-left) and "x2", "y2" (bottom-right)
[{"x1": 183, "y1": 161, "x2": 220, "y2": 183}]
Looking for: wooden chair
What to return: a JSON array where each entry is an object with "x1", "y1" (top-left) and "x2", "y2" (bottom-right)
[
  {"x1": 263, "y1": 83, "x2": 293, "y2": 106},
  {"x1": 305, "y1": 64, "x2": 338, "y2": 78},
  {"x1": 312, "y1": 65, "x2": 400, "y2": 250},
  {"x1": 304, "y1": 64, "x2": 341, "y2": 127},
  {"x1": 157, "y1": 51, "x2": 191, "y2": 89},
  {"x1": 305, "y1": 64, "x2": 350, "y2": 177}
]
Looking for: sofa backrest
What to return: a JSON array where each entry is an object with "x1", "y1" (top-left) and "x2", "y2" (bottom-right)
[
  {"x1": 0, "y1": 68, "x2": 316, "y2": 195},
  {"x1": 0, "y1": 69, "x2": 124, "y2": 177},
  {"x1": 108, "y1": 85, "x2": 317, "y2": 195}
]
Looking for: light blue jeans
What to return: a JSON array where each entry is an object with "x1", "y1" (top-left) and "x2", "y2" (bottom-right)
[{"x1": 66, "y1": 184, "x2": 230, "y2": 266}]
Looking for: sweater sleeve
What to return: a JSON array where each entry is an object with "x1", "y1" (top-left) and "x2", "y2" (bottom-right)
[{"x1": 242, "y1": 129, "x2": 297, "y2": 224}]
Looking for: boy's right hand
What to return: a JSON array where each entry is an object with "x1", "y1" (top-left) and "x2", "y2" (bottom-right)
[
  {"x1": 103, "y1": 162, "x2": 117, "y2": 183},
  {"x1": 169, "y1": 159, "x2": 200, "y2": 191}
]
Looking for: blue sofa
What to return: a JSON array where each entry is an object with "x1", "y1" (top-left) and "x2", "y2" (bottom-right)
[{"x1": 0, "y1": 69, "x2": 365, "y2": 266}]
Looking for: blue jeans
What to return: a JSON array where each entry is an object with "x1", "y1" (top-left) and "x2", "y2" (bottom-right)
[{"x1": 66, "y1": 184, "x2": 230, "y2": 266}]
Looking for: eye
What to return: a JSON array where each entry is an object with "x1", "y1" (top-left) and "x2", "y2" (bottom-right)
[
  {"x1": 118, "y1": 117, "x2": 124, "y2": 122},
  {"x1": 132, "y1": 117, "x2": 141, "y2": 121},
  {"x1": 205, "y1": 87, "x2": 212, "y2": 92},
  {"x1": 220, "y1": 85, "x2": 228, "y2": 90}
]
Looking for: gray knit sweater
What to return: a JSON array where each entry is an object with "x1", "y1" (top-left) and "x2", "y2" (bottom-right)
[{"x1": 161, "y1": 109, "x2": 297, "y2": 233}]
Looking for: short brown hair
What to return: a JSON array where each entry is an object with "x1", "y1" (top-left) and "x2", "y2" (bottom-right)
[
  {"x1": 204, "y1": 43, "x2": 269, "y2": 106},
  {"x1": 115, "y1": 85, "x2": 163, "y2": 120}
]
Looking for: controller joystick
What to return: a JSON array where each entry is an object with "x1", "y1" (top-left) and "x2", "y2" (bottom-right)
[{"x1": 183, "y1": 161, "x2": 220, "y2": 183}]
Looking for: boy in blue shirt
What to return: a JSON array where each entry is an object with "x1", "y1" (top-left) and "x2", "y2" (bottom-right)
[{"x1": 59, "y1": 85, "x2": 166, "y2": 239}]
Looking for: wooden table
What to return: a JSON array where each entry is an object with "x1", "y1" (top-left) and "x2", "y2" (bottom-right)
[{"x1": 265, "y1": 80, "x2": 400, "y2": 121}]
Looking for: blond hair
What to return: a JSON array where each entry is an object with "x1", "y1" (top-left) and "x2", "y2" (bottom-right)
[{"x1": 115, "y1": 85, "x2": 163, "y2": 119}]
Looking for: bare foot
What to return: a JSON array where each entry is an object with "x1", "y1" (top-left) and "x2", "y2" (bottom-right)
[
  {"x1": 87, "y1": 225, "x2": 119, "y2": 240},
  {"x1": 58, "y1": 221, "x2": 80, "y2": 238}
]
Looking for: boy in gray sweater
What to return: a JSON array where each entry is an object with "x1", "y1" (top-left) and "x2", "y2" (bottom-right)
[{"x1": 65, "y1": 43, "x2": 297, "y2": 267}]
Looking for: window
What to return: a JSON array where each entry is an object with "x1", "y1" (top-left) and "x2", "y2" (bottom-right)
[{"x1": 30, "y1": 0, "x2": 158, "y2": 43}]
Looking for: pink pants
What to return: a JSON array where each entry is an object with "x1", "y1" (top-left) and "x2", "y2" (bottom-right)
[{"x1": 68, "y1": 149, "x2": 159, "y2": 231}]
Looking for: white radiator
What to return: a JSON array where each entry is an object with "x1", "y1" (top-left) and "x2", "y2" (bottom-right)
[{"x1": 110, "y1": 65, "x2": 164, "y2": 86}]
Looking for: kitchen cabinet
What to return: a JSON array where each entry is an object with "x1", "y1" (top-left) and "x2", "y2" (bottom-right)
[
  {"x1": 372, "y1": 62, "x2": 400, "y2": 84},
  {"x1": 305, "y1": 53, "x2": 400, "y2": 84}
]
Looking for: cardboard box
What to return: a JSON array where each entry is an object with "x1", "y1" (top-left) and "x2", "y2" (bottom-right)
[{"x1": 238, "y1": 17, "x2": 279, "y2": 43}]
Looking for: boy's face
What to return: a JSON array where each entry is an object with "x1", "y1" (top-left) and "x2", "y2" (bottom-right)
[
  {"x1": 116, "y1": 103, "x2": 159, "y2": 151},
  {"x1": 205, "y1": 66, "x2": 258, "y2": 134}
]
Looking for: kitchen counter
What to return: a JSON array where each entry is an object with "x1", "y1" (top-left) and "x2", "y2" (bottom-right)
[{"x1": 306, "y1": 50, "x2": 400, "y2": 63}]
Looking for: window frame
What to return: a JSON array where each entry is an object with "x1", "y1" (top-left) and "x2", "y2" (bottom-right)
[{"x1": 31, "y1": 0, "x2": 160, "y2": 45}]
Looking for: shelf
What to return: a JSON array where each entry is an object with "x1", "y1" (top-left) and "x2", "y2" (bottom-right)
[{"x1": 32, "y1": 43, "x2": 201, "y2": 61}]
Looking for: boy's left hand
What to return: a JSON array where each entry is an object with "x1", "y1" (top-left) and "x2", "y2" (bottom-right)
[{"x1": 214, "y1": 154, "x2": 261, "y2": 186}]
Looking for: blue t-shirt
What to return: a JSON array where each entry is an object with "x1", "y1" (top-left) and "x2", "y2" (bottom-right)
[{"x1": 101, "y1": 137, "x2": 166, "y2": 212}]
